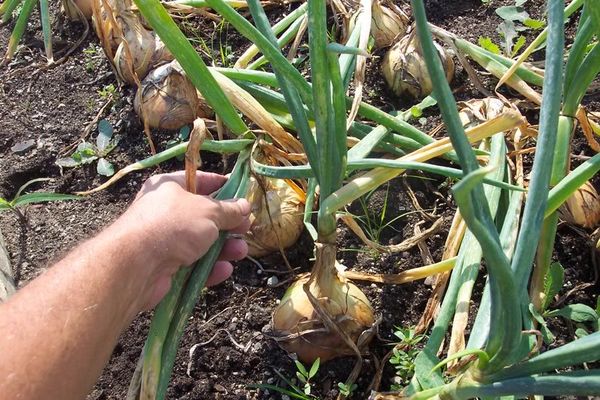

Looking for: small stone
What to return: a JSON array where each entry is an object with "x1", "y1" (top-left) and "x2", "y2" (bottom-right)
[
  {"x1": 244, "y1": 311, "x2": 252, "y2": 321},
  {"x1": 282, "y1": 395, "x2": 291, "y2": 400},
  {"x1": 252, "y1": 342, "x2": 263, "y2": 353},
  {"x1": 266, "y1": 377, "x2": 274, "y2": 384},
  {"x1": 11, "y1": 139, "x2": 36, "y2": 154},
  {"x1": 267, "y1": 276, "x2": 279, "y2": 287},
  {"x1": 233, "y1": 283, "x2": 243, "y2": 292},
  {"x1": 214, "y1": 384, "x2": 227, "y2": 393}
]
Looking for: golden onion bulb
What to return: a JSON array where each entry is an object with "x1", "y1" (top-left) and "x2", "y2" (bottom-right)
[
  {"x1": 134, "y1": 61, "x2": 211, "y2": 130},
  {"x1": 371, "y1": 0, "x2": 409, "y2": 49},
  {"x1": 113, "y1": 13, "x2": 173, "y2": 84},
  {"x1": 93, "y1": 0, "x2": 173, "y2": 84},
  {"x1": 62, "y1": 0, "x2": 93, "y2": 20},
  {"x1": 382, "y1": 33, "x2": 454, "y2": 99},
  {"x1": 271, "y1": 244, "x2": 375, "y2": 363},
  {"x1": 558, "y1": 181, "x2": 600, "y2": 229},
  {"x1": 245, "y1": 177, "x2": 305, "y2": 258}
]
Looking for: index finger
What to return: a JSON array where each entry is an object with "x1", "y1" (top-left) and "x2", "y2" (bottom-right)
[{"x1": 151, "y1": 171, "x2": 228, "y2": 195}]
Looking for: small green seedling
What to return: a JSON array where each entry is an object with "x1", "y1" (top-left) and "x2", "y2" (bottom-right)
[
  {"x1": 98, "y1": 84, "x2": 118, "y2": 101},
  {"x1": 337, "y1": 382, "x2": 357, "y2": 397},
  {"x1": 353, "y1": 184, "x2": 413, "y2": 245},
  {"x1": 83, "y1": 44, "x2": 99, "y2": 73},
  {"x1": 478, "y1": 0, "x2": 545, "y2": 58},
  {"x1": 56, "y1": 120, "x2": 119, "y2": 176},
  {"x1": 389, "y1": 327, "x2": 425, "y2": 389},
  {"x1": 247, "y1": 360, "x2": 320, "y2": 400},
  {"x1": 0, "y1": 178, "x2": 80, "y2": 220},
  {"x1": 295, "y1": 357, "x2": 320, "y2": 396},
  {"x1": 166, "y1": 125, "x2": 192, "y2": 161},
  {"x1": 530, "y1": 262, "x2": 600, "y2": 343}
]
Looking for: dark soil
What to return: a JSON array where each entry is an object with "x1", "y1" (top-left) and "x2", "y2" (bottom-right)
[{"x1": 0, "y1": 1, "x2": 598, "y2": 400}]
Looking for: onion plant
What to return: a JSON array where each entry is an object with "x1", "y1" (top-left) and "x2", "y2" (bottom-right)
[
  {"x1": 367, "y1": 0, "x2": 600, "y2": 398},
  {"x1": 128, "y1": 0, "x2": 525, "y2": 397},
  {"x1": 0, "y1": 0, "x2": 89, "y2": 65}
]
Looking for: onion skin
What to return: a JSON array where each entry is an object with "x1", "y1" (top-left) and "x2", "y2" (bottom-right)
[
  {"x1": 382, "y1": 34, "x2": 454, "y2": 99},
  {"x1": 271, "y1": 244, "x2": 375, "y2": 363},
  {"x1": 371, "y1": 0, "x2": 409, "y2": 49},
  {"x1": 62, "y1": 0, "x2": 93, "y2": 20},
  {"x1": 93, "y1": 0, "x2": 173, "y2": 84},
  {"x1": 134, "y1": 61, "x2": 211, "y2": 130},
  {"x1": 458, "y1": 98, "x2": 507, "y2": 128},
  {"x1": 558, "y1": 181, "x2": 600, "y2": 229},
  {"x1": 245, "y1": 177, "x2": 305, "y2": 258},
  {"x1": 113, "y1": 13, "x2": 173, "y2": 84}
]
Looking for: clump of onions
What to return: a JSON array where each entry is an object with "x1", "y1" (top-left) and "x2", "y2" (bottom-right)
[
  {"x1": 245, "y1": 176, "x2": 305, "y2": 258},
  {"x1": 271, "y1": 244, "x2": 375, "y2": 363},
  {"x1": 382, "y1": 32, "x2": 454, "y2": 99},
  {"x1": 370, "y1": 0, "x2": 409, "y2": 49},
  {"x1": 62, "y1": 0, "x2": 93, "y2": 20},
  {"x1": 558, "y1": 181, "x2": 600, "y2": 229},
  {"x1": 134, "y1": 61, "x2": 212, "y2": 130},
  {"x1": 93, "y1": 0, "x2": 173, "y2": 84}
]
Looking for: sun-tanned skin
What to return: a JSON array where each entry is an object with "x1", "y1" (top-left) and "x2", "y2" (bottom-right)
[{"x1": 0, "y1": 171, "x2": 251, "y2": 400}]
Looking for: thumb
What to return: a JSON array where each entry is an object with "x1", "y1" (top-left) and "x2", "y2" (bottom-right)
[{"x1": 213, "y1": 198, "x2": 251, "y2": 231}]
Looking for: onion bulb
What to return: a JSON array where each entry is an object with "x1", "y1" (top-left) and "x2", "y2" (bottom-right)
[
  {"x1": 558, "y1": 181, "x2": 600, "y2": 229},
  {"x1": 62, "y1": 0, "x2": 93, "y2": 20},
  {"x1": 113, "y1": 14, "x2": 172, "y2": 84},
  {"x1": 371, "y1": 0, "x2": 409, "y2": 49},
  {"x1": 134, "y1": 61, "x2": 211, "y2": 130},
  {"x1": 93, "y1": 0, "x2": 173, "y2": 84},
  {"x1": 271, "y1": 244, "x2": 375, "y2": 363},
  {"x1": 382, "y1": 33, "x2": 454, "y2": 99},
  {"x1": 245, "y1": 176, "x2": 305, "y2": 258}
]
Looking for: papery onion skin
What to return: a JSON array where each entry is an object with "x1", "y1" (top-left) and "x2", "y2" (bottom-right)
[
  {"x1": 382, "y1": 34, "x2": 454, "y2": 99},
  {"x1": 558, "y1": 181, "x2": 600, "y2": 229},
  {"x1": 62, "y1": 0, "x2": 93, "y2": 20},
  {"x1": 245, "y1": 177, "x2": 305, "y2": 258},
  {"x1": 92, "y1": 0, "x2": 173, "y2": 84},
  {"x1": 371, "y1": 0, "x2": 409, "y2": 49},
  {"x1": 271, "y1": 244, "x2": 375, "y2": 363},
  {"x1": 134, "y1": 61, "x2": 211, "y2": 130}
]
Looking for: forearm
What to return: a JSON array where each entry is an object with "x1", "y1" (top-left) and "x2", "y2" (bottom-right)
[
  {"x1": 0, "y1": 221, "x2": 150, "y2": 400},
  {"x1": 0, "y1": 171, "x2": 250, "y2": 400}
]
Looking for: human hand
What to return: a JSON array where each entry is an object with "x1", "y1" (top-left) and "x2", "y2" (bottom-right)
[{"x1": 113, "y1": 171, "x2": 251, "y2": 310}]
